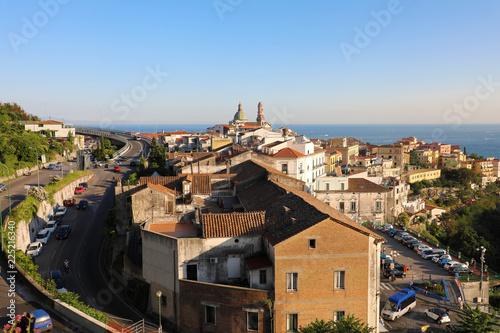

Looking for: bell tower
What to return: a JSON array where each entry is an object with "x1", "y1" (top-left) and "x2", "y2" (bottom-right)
[{"x1": 257, "y1": 102, "x2": 265, "y2": 126}]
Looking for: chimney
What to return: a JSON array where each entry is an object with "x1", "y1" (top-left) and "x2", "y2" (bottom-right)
[{"x1": 226, "y1": 160, "x2": 230, "y2": 174}]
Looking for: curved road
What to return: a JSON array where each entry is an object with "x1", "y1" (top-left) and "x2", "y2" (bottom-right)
[{"x1": 1, "y1": 137, "x2": 149, "y2": 331}]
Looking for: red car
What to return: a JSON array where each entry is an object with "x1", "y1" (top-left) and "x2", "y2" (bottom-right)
[
  {"x1": 63, "y1": 198, "x2": 76, "y2": 207},
  {"x1": 74, "y1": 186, "x2": 85, "y2": 194},
  {"x1": 114, "y1": 165, "x2": 120, "y2": 172}
]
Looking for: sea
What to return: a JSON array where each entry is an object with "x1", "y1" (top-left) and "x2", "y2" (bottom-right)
[{"x1": 82, "y1": 123, "x2": 500, "y2": 159}]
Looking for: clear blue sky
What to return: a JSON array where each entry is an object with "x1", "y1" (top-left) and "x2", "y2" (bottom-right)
[{"x1": 1, "y1": 1, "x2": 499, "y2": 126}]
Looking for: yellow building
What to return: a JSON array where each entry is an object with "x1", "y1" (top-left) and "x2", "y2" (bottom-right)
[
  {"x1": 471, "y1": 159, "x2": 494, "y2": 177},
  {"x1": 325, "y1": 149, "x2": 343, "y2": 173},
  {"x1": 404, "y1": 169, "x2": 441, "y2": 183},
  {"x1": 376, "y1": 144, "x2": 409, "y2": 167}
]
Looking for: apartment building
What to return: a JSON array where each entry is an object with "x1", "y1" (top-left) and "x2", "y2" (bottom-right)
[
  {"x1": 404, "y1": 169, "x2": 441, "y2": 184},
  {"x1": 139, "y1": 159, "x2": 384, "y2": 332},
  {"x1": 24, "y1": 120, "x2": 75, "y2": 138},
  {"x1": 376, "y1": 144, "x2": 409, "y2": 167}
]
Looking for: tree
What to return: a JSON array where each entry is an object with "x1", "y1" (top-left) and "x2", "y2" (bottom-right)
[
  {"x1": 299, "y1": 315, "x2": 374, "y2": 333},
  {"x1": 456, "y1": 304, "x2": 500, "y2": 333},
  {"x1": 469, "y1": 153, "x2": 484, "y2": 160},
  {"x1": 148, "y1": 138, "x2": 166, "y2": 169},
  {"x1": 398, "y1": 212, "x2": 410, "y2": 227}
]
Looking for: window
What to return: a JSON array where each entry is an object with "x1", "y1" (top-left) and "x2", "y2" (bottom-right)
[
  {"x1": 286, "y1": 313, "x2": 298, "y2": 332},
  {"x1": 161, "y1": 295, "x2": 167, "y2": 306},
  {"x1": 376, "y1": 201, "x2": 382, "y2": 213},
  {"x1": 334, "y1": 271, "x2": 345, "y2": 290},
  {"x1": 334, "y1": 311, "x2": 345, "y2": 321},
  {"x1": 309, "y1": 239, "x2": 316, "y2": 249},
  {"x1": 340, "y1": 183, "x2": 345, "y2": 190},
  {"x1": 247, "y1": 312, "x2": 259, "y2": 331},
  {"x1": 186, "y1": 264, "x2": 197, "y2": 281},
  {"x1": 286, "y1": 273, "x2": 298, "y2": 292},
  {"x1": 205, "y1": 305, "x2": 216, "y2": 325},
  {"x1": 339, "y1": 202, "x2": 344, "y2": 213},
  {"x1": 259, "y1": 269, "x2": 267, "y2": 284},
  {"x1": 282, "y1": 164, "x2": 288, "y2": 174},
  {"x1": 350, "y1": 201, "x2": 356, "y2": 213},
  {"x1": 325, "y1": 183, "x2": 330, "y2": 190}
]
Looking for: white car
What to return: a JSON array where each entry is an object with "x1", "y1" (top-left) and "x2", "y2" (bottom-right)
[
  {"x1": 54, "y1": 206, "x2": 67, "y2": 218},
  {"x1": 446, "y1": 262, "x2": 468, "y2": 272},
  {"x1": 417, "y1": 245, "x2": 432, "y2": 254},
  {"x1": 432, "y1": 254, "x2": 452, "y2": 263},
  {"x1": 35, "y1": 228, "x2": 51, "y2": 244},
  {"x1": 45, "y1": 221, "x2": 57, "y2": 233},
  {"x1": 26, "y1": 242, "x2": 43, "y2": 257},
  {"x1": 424, "y1": 308, "x2": 451, "y2": 324},
  {"x1": 443, "y1": 261, "x2": 461, "y2": 270}
]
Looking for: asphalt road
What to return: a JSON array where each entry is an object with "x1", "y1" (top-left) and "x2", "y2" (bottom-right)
[
  {"x1": 1, "y1": 138, "x2": 148, "y2": 331},
  {"x1": 377, "y1": 229, "x2": 464, "y2": 332},
  {"x1": 33, "y1": 140, "x2": 147, "y2": 322}
]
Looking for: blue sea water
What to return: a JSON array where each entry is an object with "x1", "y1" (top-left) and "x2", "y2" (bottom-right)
[{"x1": 89, "y1": 123, "x2": 500, "y2": 159}]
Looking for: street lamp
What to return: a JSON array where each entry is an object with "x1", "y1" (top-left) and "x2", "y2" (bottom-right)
[
  {"x1": 0, "y1": 163, "x2": 12, "y2": 253},
  {"x1": 476, "y1": 246, "x2": 487, "y2": 291},
  {"x1": 156, "y1": 291, "x2": 162, "y2": 329},
  {"x1": 29, "y1": 147, "x2": 40, "y2": 188}
]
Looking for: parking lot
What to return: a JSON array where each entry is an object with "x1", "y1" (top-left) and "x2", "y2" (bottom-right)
[{"x1": 377, "y1": 228, "x2": 464, "y2": 332}]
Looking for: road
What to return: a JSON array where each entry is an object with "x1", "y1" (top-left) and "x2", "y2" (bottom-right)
[
  {"x1": 1, "y1": 138, "x2": 148, "y2": 331},
  {"x1": 33, "y1": 139, "x2": 147, "y2": 322},
  {"x1": 377, "y1": 229, "x2": 464, "y2": 332}
]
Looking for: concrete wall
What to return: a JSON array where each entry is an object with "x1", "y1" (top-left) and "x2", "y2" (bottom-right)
[
  {"x1": 179, "y1": 279, "x2": 270, "y2": 333},
  {"x1": 177, "y1": 236, "x2": 263, "y2": 284}
]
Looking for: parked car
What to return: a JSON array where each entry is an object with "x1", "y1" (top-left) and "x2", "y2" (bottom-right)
[
  {"x1": 438, "y1": 258, "x2": 455, "y2": 267},
  {"x1": 114, "y1": 165, "x2": 121, "y2": 172},
  {"x1": 79, "y1": 182, "x2": 88, "y2": 189},
  {"x1": 401, "y1": 236, "x2": 417, "y2": 245},
  {"x1": 443, "y1": 261, "x2": 462, "y2": 270},
  {"x1": 424, "y1": 308, "x2": 451, "y2": 324},
  {"x1": 0, "y1": 183, "x2": 6, "y2": 192},
  {"x1": 54, "y1": 206, "x2": 67, "y2": 218},
  {"x1": 130, "y1": 159, "x2": 139, "y2": 166},
  {"x1": 449, "y1": 266, "x2": 474, "y2": 276},
  {"x1": 63, "y1": 198, "x2": 76, "y2": 207},
  {"x1": 56, "y1": 225, "x2": 72, "y2": 240},
  {"x1": 384, "y1": 261, "x2": 408, "y2": 272},
  {"x1": 417, "y1": 245, "x2": 433, "y2": 254},
  {"x1": 47, "y1": 163, "x2": 56, "y2": 169},
  {"x1": 74, "y1": 186, "x2": 85, "y2": 194},
  {"x1": 422, "y1": 249, "x2": 446, "y2": 260},
  {"x1": 77, "y1": 199, "x2": 88, "y2": 210},
  {"x1": 45, "y1": 221, "x2": 57, "y2": 233},
  {"x1": 26, "y1": 242, "x2": 43, "y2": 257},
  {"x1": 35, "y1": 229, "x2": 51, "y2": 244},
  {"x1": 433, "y1": 254, "x2": 452, "y2": 264},
  {"x1": 394, "y1": 232, "x2": 409, "y2": 242},
  {"x1": 407, "y1": 240, "x2": 422, "y2": 248},
  {"x1": 383, "y1": 268, "x2": 406, "y2": 279}
]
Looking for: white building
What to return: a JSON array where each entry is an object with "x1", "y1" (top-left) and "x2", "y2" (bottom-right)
[{"x1": 24, "y1": 120, "x2": 75, "y2": 138}]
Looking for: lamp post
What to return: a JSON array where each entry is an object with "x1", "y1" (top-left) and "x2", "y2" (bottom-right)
[
  {"x1": 29, "y1": 147, "x2": 40, "y2": 188},
  {"x1": 0, "y1": 163, "x2": 12, "y2": 252},
  {"x1": 60, "y1": 146, "x2": 64, "y2": 178},
  {"x1": 156, "y1": 291, "x2": 162, "y2": 329},
  {"x1": 477, "y1": 245, "x2": 486, "y2": 291}
]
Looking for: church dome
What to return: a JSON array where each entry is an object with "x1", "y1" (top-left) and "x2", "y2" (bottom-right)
[{"x1": 233, "y1": 102, "x2": 247, "y2": 122}]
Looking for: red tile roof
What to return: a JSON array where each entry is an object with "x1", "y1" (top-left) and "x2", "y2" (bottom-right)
[
  {"x1": 147, "y1": 183, "x2": 177, "y2": 195},
  {"x1": 26, "y1": 120, "x2": 64, "y2": 124},
  {"x1": 202, "y1": 212, "x2": 266, "y2": 238},
  {"x1": 149, "y1": 222, "x2": 198, "y2": 238},
  {"x1": 272, "y1": 148, "x2": 305, "y2": 158},
  {"x1": 163, "y1": 131, "x2": 189, "y2": 135}
]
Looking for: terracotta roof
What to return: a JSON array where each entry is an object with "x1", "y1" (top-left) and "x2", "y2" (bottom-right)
[
  {"x1": 272, "y1": 147, "x2": 305, "y2": 158},
  {"x1": 202, "y1": 212, "x2": 265, "y2": 238},
  {"x1": 345, "y1": 178, "x2": 391, "y2": 192},
  {"x1": 139, "y1": 133, "x2": 160, "y2": 139},
  {"x1": 26, "y1": 120, "x2": 64, "y2": 124},
  {"x1": 245, "y1": 254, "x2": 272, "y2": 270},
  {"x1": 149, "y1": 222, "x2": 198, "y2": 238},
  {"x1": 147, "y1": 183, "x2": 176, "y2": 195},
  {"x1": 237, "y1": 179, "x2": 384, "y2": 245},
  {"x1": 163, "y1": 131, "x2": 189, "y2": 135},
  {"x1": 139, "y1": 175, "x2": 211, "y2": 194}
]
